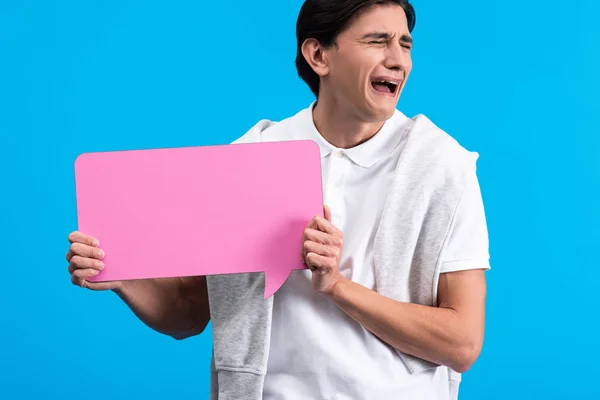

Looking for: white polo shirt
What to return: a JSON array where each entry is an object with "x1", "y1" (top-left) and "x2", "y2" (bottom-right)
[{"x1": 239, "y1": 104, "x2": 491, "y2": 400}]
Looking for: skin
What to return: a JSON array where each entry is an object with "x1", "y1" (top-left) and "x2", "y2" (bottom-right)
[
  {"x1": 67, "y1": 4, "x2": 486, "y2": 373},
  {"x1": 66, "y1": 232, "x2": 210, "y2": 339},
  {"x1": 300, "y1": 5, "x2": 486, "y2": 373},
  {"x1": 302, "y1": 4, "x2": 413, "y2": 148}
]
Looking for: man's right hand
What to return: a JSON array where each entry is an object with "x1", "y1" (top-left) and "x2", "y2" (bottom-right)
[
  {"x1": 66, "y1": 231, "x2": 122, "y2": 291},
  {"x1": 66, "y1": 231, "x2": 210, "y2": 339}
]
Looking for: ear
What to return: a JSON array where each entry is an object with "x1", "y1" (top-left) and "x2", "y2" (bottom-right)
[{"x1": 301, "y1": 38, "x2": 330, "y2": 77}]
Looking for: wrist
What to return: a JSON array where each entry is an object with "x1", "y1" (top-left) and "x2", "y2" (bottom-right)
[
  {"x1": 111, "y1": 280, "x2": 127, "y2": 296},
  {"x1": 323, "y1": 274, "x2": 349, "y2": 299}
]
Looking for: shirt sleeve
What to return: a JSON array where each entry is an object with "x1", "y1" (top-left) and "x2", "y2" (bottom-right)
[{"x1": 440, "y1": 169, "x2": 491, "y2": 273}]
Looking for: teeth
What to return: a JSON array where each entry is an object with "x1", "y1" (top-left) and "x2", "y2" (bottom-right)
[{"x1": 376, "y1": 80, "x2": 400, "y2": 85}]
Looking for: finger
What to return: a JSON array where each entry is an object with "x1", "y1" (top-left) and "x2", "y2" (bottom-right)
[
  {"x1": 69, "y1": 242, "x2": 105, "y2": 259},
  {"x1": 312, "y1": 215, "x2": 342, "y2": 236},
  {"x1": 68, "y1": 231, "x2": 100, "y2": 247},
  {"x1": 304, "y1": 228, "x2": 342, "y2": 247},
  {"x1": 324, "y1": 205, "x2": 332, "y2": 222},
  {"x1": 304, "y1": 240, "x2": 340, "y2": 258},
  {"x1": 305, "y1": 216, "x2": 318, "y2": 230},
  {"x1": 305, "y1": 252, "x2": 336, "y2": 270},
  {"x1": 71, "y1": 268, "x2": 100, "y2": 287},
  {"x1": 69, "y1": 255, "x2": 104, "y2": 273}
]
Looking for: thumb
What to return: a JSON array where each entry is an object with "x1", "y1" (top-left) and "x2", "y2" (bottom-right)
[
  {"x1": 323, "y1": 205, "x2": 332, "y2": 222},
  {"x1": 85, "y1": 280, "x2": 122, "y2": 292}
]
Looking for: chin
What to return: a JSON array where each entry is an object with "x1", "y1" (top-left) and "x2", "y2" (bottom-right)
[
  {"x1": 380, "y1": 104, "x2": 397, "y2": 118},
  {"x1": 367, "y1": 102, "x2": 397, "y2": 122},
  {"x1": 361, "y1": 94, "x2": 398, "y2": 121}
]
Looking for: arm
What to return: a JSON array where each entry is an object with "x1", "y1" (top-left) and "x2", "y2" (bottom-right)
[
  {"x1": 325, "y1": 269, "x2": 486, "y2": 373},
  {"x1": 67, "y1": 231, "x2": 211, "y2": 341},
  {"x1": 303, "y1": 204, "x2": 487, "y2": 373},
  {"x1": 304, "y1": 167, "x2": 489, "y2": 372},
  {"x1": 113, "y1": 276, "x2": 211, "y2": 340}
]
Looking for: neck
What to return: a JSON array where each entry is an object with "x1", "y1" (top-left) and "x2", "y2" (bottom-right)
[{"x1": 312, "y1": 95, "x2": 385, "y2": 149}]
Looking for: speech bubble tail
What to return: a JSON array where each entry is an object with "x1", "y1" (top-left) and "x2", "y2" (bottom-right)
[{"x1": 264, "y1": 268, "x2": 293, "y2": 299}]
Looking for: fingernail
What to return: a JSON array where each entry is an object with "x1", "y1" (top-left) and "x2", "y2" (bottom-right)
[
  {"x1": 97, "y1": 261, "x2": 104, "y2": 270},
  {"x1": 92, "y1": 239, "x2": 99, "y2": 247},
  {"x1": 91, "y1": 270, "x2": 99, "y2": 275},
  {"x1": 98, "y1": 250, "x2": 105, "y2": 259}
]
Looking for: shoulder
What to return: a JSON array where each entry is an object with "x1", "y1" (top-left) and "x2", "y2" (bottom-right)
[
  {"x1": 406, "y1": 113, "x2": 480, "y2": 172},
  {"x1": 230, "y1": 106, "x2": 314, "y2": 145},
  {"x1": 230, "y1": 119, "x2": 277, "y2": 145}
]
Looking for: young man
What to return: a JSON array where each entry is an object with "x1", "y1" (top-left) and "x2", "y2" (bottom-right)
[{"x1": 66, "y1": 1, "x2": 490, "y2": 399}]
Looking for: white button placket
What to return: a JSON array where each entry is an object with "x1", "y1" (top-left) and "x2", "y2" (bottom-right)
[{"x1": 325, "y1": 150, "x2": 347, "y2": 228}]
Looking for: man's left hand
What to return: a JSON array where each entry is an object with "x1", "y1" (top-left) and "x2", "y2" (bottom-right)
[{"x1": 302, "y1": 205, "x2": 345, "y2": 295}]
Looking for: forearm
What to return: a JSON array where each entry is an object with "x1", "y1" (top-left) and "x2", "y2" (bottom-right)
[
  {"x1": 113, "y1": 276, "x2": 210, "y2": 340},
  {"x1": 327, "y1": 278, "x2": 481, "y2": 372}
]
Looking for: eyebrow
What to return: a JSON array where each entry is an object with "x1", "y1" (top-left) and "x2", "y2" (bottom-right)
[{"x1": 360, "y1": 32, "x2": 413, "y2": 44}]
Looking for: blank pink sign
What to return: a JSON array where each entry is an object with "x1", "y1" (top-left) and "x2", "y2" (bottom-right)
[{"x1": 74, "y1": 140, "x2": 323, "y2": 298}]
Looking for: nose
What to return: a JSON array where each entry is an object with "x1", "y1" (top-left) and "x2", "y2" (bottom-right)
[{"x1": 384, "y1": 41, "x2": 410, "y2": 72}]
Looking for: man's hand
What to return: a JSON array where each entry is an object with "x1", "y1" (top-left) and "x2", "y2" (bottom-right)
[
  {"x1": 66, "y1": 231, "x2": 211, "y2": 339},
  {"x1": 66, "y1": 231, "x2": 122, "y2": 291},
  {"x1": 302, "y1": 205, "x2": 345, "y2": 295}
]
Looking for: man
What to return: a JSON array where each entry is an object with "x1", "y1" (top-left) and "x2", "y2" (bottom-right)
[{"x1": 66, "y1": 1, "x2": 490, "y2": 399}]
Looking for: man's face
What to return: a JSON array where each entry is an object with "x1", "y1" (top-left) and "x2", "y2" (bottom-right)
[{"x1": 321, "y1": 4, "x2": 413, "y2": 121}]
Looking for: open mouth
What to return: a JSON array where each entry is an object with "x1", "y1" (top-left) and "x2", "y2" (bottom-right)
[{"x1": 371, "y1": 78, "x2": 401, "y2": 95}]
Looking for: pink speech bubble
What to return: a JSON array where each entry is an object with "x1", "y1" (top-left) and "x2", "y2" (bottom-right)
[{"x1": 74, "y1": 140, "x2": 323, "y2": 299}]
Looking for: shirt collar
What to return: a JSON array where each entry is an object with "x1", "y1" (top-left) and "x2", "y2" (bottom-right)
[{"x1": 302, "y1": 101, "x2": 410, "y2": 168}]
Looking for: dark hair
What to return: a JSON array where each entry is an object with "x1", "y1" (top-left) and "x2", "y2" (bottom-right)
[{"x1": 295, "y1": 0, "x2": 416, "y2": 98}]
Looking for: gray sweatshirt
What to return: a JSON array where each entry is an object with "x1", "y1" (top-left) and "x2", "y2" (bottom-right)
[{"x1": 206, "y1": 112, "x2": 480, "y2": 400}]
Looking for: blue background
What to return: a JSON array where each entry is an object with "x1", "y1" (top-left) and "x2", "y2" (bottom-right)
[{"x1": 1, "y1": 0, "x2": 598, "y2": 398}]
